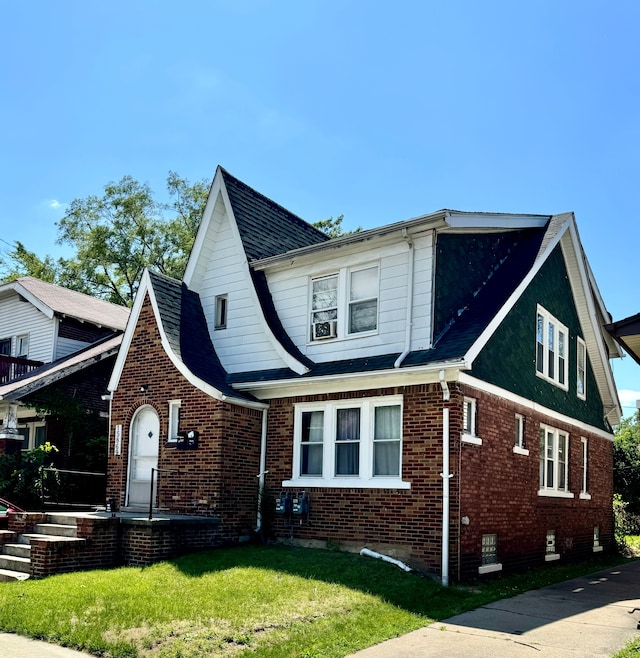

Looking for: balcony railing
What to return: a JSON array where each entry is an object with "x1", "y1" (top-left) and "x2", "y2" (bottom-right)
[{"x1": 0, "y1": 355, "x2": 44, "y2": 384}]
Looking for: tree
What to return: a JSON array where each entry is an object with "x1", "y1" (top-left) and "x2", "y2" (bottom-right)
[
  {"x1": 313, "y1": 214, "x2": 360, "y2": 238},
  {"x1": 0, "y1": 172, "x2": 351, "y2": 307},
  {"x1": 0, "y1": 172, "x2": 209, "y2": 306},
  {"x1": 614, "y1": 411, "x2": 640, "y2": 514}
]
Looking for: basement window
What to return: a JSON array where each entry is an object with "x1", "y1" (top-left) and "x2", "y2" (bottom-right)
[
  {"x1": 545, "y1": 529, "x2": 560, "y2": 561},
  {"x1": 593, "y1": 526, "x2": 603, "y2": 552},
  {"x1": 478, "y1": 533, "x2": 502, "y2": 574}
]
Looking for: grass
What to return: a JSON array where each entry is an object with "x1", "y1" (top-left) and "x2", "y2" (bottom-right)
[{"x1": 0, "y1": 544, "x2": 631, "y2": 658}]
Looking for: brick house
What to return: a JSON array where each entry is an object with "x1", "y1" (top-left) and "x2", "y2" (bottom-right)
[
  {"x1": 0, "y1": 277, "x2": 128, "y2": 467},
  {"x1": 106, "y1": 166, "x2": 622, "y2": 583}
]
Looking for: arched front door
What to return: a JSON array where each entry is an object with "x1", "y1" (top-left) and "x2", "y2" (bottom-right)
[{"x1": 127, "y1": 405, "x2": 160, "y2": 508}]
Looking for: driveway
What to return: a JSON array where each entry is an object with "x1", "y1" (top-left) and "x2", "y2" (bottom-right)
[{"x1": 348, "y1": 560, "x2": 640, "y2": 657}]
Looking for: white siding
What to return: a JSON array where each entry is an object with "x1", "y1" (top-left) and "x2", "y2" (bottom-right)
[
  {"x1": 0, "y1": 294, "x2": 55, "y2": 362},
  {"x1": 55, "y1": 337, "x2": 91, "y2": 360},
  {"x1": 195, "y1": 204, "x2": 290, "y2": 374},
  {"x1": 267, "y1": 233, "x2": 434, "y2": 363}
]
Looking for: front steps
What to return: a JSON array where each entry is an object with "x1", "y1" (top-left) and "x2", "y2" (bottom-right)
[{"x1": 0, "y1": 513, "x2": 84, "y2": 582}]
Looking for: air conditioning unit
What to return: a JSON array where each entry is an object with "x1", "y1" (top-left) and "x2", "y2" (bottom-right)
[{"x1": 312, "y1": 320, "x2": 337, "y2": 340}]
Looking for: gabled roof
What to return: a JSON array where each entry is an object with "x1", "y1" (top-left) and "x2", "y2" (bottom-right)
[
  {"x1": 219, "y1": 168, "x2": 328, "y2": 261},
  {"x1": 606, "y1": 313, "x2": 640, "y2": 366},
  {"x1": 109, "y1": 269, "x2": 266, "y2": 410},
  {"x1": 0, "y1": 334, "x2": 122, "y2": 402},
  {"x1": 0, "y1": 276, "x2": 129, "y2": 331}
]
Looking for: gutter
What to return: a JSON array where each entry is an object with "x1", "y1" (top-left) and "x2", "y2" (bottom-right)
[
  {"x1": 255, "y1": 407, "x2": 269, "y2": 533},
  {"x1": 439, "y1": 370, "x2": 452, "y2": 586},
  {"x1": 394, "y1": 229, "x2": 415, "y2": 369}
]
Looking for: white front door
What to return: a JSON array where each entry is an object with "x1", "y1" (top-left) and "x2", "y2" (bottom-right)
[{"x1": 127, "y1": 406, "x2": 160, "y2": 508}]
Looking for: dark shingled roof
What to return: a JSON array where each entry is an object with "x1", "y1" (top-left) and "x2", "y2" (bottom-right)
[
  {"x1": 228, "y1": 225, "x2": 546, "y2": 384},
  {"x1": 148, "y1": 270, "x2": 254, "y2": 401},
  {"x1": 220, "y1": 168, "x2": 329, "y2": 261}
]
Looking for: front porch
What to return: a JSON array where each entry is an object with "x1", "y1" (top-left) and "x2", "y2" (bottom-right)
[{"x1": 0, "y1": 509, "x2": 222, "y2": 580}]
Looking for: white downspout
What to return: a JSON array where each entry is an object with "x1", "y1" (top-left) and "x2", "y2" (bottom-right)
[
  {"x1": 255, "y1": 408, "x2": 269, "y2": 532},
  {"x1": 394, "y1": 229, "x2": 415, "y2": 369},
  {"x1": 439, "y1": 370, "x2": 452, "y2": 586}
]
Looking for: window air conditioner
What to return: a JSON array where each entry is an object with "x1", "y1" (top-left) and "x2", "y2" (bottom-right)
[{"x1": 312, "y1": 320, "x2": 337, "y2": 340}]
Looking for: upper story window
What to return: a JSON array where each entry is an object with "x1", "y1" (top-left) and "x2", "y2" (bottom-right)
[
  {"x1": 536, "y1": 306, "x2": 568, "y2": 390},
  {"x1": 539, "y1": 424, "x2": 573, "y2": 498},
  {"x1": 214, "y1": 294, "x2": 228, "y2": 330},
  {"x1": 577, "y1": 337, "x2": 586, "y2": 400},
  {"x1": 16, "y1": 335, "x2": 28, "y2": 358},
  {"x1": 310, "y1": 265, "x2": 379, "y2": 342},
  {"x1": 286, "y1": 395, "x2": 408, "y2": 489}
]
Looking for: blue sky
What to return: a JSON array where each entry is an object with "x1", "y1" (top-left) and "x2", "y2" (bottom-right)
[{"x1": 2, "y1": 0, "x2": 640, "y2": 413}]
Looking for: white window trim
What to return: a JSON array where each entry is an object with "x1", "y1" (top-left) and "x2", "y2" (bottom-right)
[
  {"x1": 461, "y1": 397, "x2": 482, "y2": 444},
  {"x1": 513, "y1": 413, "x2": 529, "y2": 455},
  {"x1": 538, "y1": 424, "x2": 574, "y2": 498},
  {"x1": 17, "y1": 420, "x2": 47, "y2": 451},
  {"x1": 478, "y1": 563, "x2": 503, "y2": 574},
  {"x1": 308, "y1": 262, "x2": 380, "y2": 343},
  {"x1": 284, "y1": 395, "x2": 410, "y2": 489},
  {"x1": 214, "y1": 294, "x2": 228, "y2": 330},
  {"x1": 579, "y1": 436, "x2": 591, "y2": 499},
  {"x1": 16, "y1": 334, "x2": 29, "y2": 358},
  {"x1": 536, "y1": 305, "x2": 569, "y2": 391},
  {"x1": 577, "y1": 336, "x2": 587, "y2": 400},
  {"x1": 167, "y1": 399, "x2": 181, "y2": 443}
]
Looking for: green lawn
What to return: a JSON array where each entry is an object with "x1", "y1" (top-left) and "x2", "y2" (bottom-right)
[{"x1": 0, "y1": 544, "x2": 630, "y2": 658}]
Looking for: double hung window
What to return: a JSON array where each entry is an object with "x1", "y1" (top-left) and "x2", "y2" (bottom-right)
[
  {"x1": 288, "y1": 395, "x2": 408, "y2": 488},
  {"x1": 310, "y1": 265, "x2": 379, "y2": 341},
  {"x1": 536, "y1": 306, "x2": 568, "y2": 389},
  {"x1": 539, "y1": 424, "x2": 573, "y2": 498},
  {"x1": 577, "y1": 337, "x2": 587, "y2": 399}
]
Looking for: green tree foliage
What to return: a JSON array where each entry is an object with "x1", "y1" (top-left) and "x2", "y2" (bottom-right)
[
  {"x1": 313, "y1": 214, "x2": 361, "y2": 238},
  {"x1": 0, "y1": 172, "x2": 209, "y2": 307},
  {"x1": 0, "y1": 171, "x2": 350, "y2": 306},
  {"x1": 614, "y1": 411, "x2": 640, "y2": 514}
]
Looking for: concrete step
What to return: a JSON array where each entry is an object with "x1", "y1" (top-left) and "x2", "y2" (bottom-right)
[
  {"x1": 46, "y1": 514, "x2": 79, "y2": 527},
  {"x1": 0, "y1": 554, "x2": 30, "y2": 573},
  {"x1": 32, "y1": 523, "x2": 77, "y2": 538},
  {"x1": 0, "y1": 567, "x2": 29, "y2": 582},
  {"x1": 21, "y1": 533, "x2": 85, "y2": 545},
  {"x1": 3, "y1": 543, "x2": 30, "y2": 558}
]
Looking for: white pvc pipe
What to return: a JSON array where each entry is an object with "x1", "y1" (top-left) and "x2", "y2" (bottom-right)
[
  {"x1": 441, "y1": 406, "x2": 450, "y2": 586},
  {"x1": 360, "y1": 548, "x2": 412, "y2": 572}
]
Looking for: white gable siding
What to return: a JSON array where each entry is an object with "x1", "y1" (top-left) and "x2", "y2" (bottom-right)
[
  {"x1": 0, "y1": 294, "x2": 55, "y2": 362},
  {"x1": 266, "y1": 233, "x2": 434, "y2": 362},
  {"x1": 195, "y1": 203, "x2": 290, "y2": 374}
]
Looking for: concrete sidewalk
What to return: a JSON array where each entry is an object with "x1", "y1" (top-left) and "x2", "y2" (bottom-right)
[
  {"x1": 348, "y1": 560, "x2": 640, "y2": 657},
  {"x1": 0, "y1": 633, "x2": 91, "y2": 657}
]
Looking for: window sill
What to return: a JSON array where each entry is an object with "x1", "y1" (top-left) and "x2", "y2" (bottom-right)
[
  {"x1": 593, "y1": 545, "x2": 603, "y2": 553},
  {"x1": 282, "y1": 477, "x2": 411, "y2": 490},
  {"x1": 461, "y1": 433, "x2": 482, "y2": 445},
  {"x1": 478, "y1": 563, "x2": 502, "y2": 575},
  {"x1": 545, "y1": 553, "x2": 560, "y2": 562},
  {"x1": 512, "y1": 446, "x2": 529, "y2": 456},
  {"x1": 535, "y1": 370, "x2": 569, "y2": 392},
  {"x1": 537, "y1": 489, "x2": 575, "y2": 499},
  {"x1": 579, "y1": 492, "x2": 592, "y2": 500}
]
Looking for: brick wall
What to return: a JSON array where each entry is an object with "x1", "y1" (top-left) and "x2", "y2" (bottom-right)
[
  {"x1": 108, "y1": 295, "x2": 263, "y2": 542},
  {"x1": 264, "y1": 384, "x2": 458, "y2": 576},
  {"x1": 457, "y1": 384, "x2": 614, "y2": 580}
]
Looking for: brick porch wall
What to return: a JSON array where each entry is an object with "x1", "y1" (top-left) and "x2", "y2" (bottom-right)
[{"x1": 108, "y1": 295, "x2": 263, "y2": 543}]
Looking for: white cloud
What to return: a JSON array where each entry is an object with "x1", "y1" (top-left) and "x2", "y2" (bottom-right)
[
  {"x1": 618, "y1": 389, "x2": 640, "y2": 417},
  {"x1": 49, "y1": 199, "x2": 65, "y2": 210}
]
